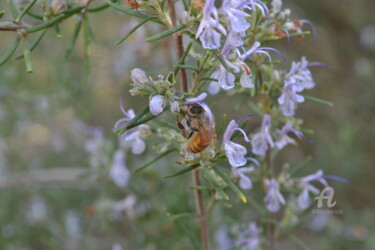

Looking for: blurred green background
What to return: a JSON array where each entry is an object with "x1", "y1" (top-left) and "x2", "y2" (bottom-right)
[{"x1": 0, "y1": 0, "x2": 374, "y2": 249}]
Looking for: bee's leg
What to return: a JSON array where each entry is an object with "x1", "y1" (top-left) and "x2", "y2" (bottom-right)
[
  {"x1": 186, "y1": 119, "x2": 199, "y2": 132},
  {"x1": 177, "y1": 116, "x2": 193, "y2": 139},
  {"x1": 176, "y1": 115, "x2": 185, "y2": 130},
  {"x1": 183, "y1": 131, "x2": 194, "y2": 139}
]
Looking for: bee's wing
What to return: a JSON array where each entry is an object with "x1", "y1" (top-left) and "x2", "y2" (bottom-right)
[{"x1": 198, "y1": 123, "x2": 214, "y2": 146}]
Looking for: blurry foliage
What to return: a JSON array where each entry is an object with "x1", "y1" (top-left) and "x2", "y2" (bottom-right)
[{"x1": 0, "y1": 0, "x2": 375, "y2": 249}]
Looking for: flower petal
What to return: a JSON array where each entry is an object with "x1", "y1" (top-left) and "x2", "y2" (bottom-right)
[
  {"x1": 149, "y1": 95, "x2": 165, "y2": 115},
  {"x1": 225, "y1": 141, "x2": 248, "y2": 167},
  {"x1": 131, "y1": 138, "x2": 146, "y2": 155}
]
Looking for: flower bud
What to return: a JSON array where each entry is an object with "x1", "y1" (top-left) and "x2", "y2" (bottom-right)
[
  {"x1": 51, "y1": 0, "x2": 67, "y2": 15},
  {"x1": 149, "y1": 95, "x2": 165, "y2": 115},
  {"x1": 130, "y1": 68, "x2": 149, "y2": 84},
  {"x1": 170, "y1": 101, "x2": 180, "y2": 114},
  {"x1": 271, "y1": 0, "x2": 282, "y2": 12},
  {"x1": 138, "y1": 124, "x2": 151, "y2": 137}
]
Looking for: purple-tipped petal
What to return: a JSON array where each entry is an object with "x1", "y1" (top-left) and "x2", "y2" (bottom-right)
[
  {"x1": 323, "y1": 175, "x2": 350, "y2": 183},
  {"x1": 300, "y1": 19, "x2": 317, "y2": 42}
]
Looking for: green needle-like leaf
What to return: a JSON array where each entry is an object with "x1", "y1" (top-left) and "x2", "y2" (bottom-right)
[
  {"x1": 145, "y1": 24, "x2": 186, "y2": 42},
  {"x1": 16, "y1": 0, "x2": 37, "y2": 22},
  {"x1": 115, "y1": 17, "x2": 153, "y2": 45},
  {"x1": 106, "y1": 1, "x2": 160, "y2": 22},
  {"x1": 0, "y1": 37, "x2": 21, "y2": 67},
  {"x1": 289, "y1": 156, "x2": 312, "y2": 176},
  {"x1": 134, "y1": 148, "x2": 176, "y2": 173},
  {"x1": 113, "y1": 106, "x2": 150, "y2": 135},
  {"x1": 173, "y1": 40, "x2": 194, "y2": 75},
  {"x1": 22, "y1": 38, "x2": 33, "y2": 73},
  {"x1": 26, "y1": 14, "x2": 65, "y2": 33},
  {"x1": 287, "y1": 235, "x2": 311, "y2": 250},
  {"x1": 169, "y1": 212, "x2": 197, "y2": 221},
  {"x1": 164, "y1": 164, "x2": 200, "y2": 178},
  {"x1": 0, "y1": 11, "x2": 5, "y2": 20},
  {"x1": 303, "y1": 95, "x2": 333, "y2": 106},
  {"x1": 215, "y1": 53, "x2": 231, "y2": 73},
  {"x1": 15, "y1": 29, "x2": 46, "y2": 60},
  {"x1": 8, "y1": 0, "x2": 19, "y2": 18},
  {"x1": 212, "y1": 165, "x2": 247, "y2": 203},
  {"x1": 65, "y1": 21, "x2": 82, "y2": 58},
  {"x1": 173, "y1": 64, "x2": 198, "y2": 72},
  {"x1": 202, "y1": 168, "x2": 229, "y2": 200}
]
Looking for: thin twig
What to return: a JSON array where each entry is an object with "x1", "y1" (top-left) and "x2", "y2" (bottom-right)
[
  {"x1": 0, "y1": 24, "x2": 30, "y2": 31},
  {"x1": 168, "y1": 0, "x2": 188, "y2": 92},
  {"x1": 167, "y1": 1, "x2": 208, "y2": 248},
  {"x1": 192, "y1": 169, "x2": 210, "y2": 250}
]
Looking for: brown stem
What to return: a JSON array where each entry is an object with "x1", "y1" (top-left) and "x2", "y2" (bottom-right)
[
  {"x1": 192, "y1": 169, "x2": 210, "y2": 250},
  {"x1": 167, "y1": 1, "x2": 207, "y2": 248},
  {"x1": 168, "y1": 0, "x2": 188, "y2": 92},
  {"x1": 0, "y1": 25, "x2": 30, "y2": 31}
]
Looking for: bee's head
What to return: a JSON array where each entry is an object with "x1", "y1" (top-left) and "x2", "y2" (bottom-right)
[{"x1": 186, "y1": 103, "x2": 203, "y2": 116}]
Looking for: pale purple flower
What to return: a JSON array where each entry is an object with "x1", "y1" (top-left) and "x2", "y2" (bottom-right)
[
  {"x1": 113, "y1": 99, "x2": 135, "y2": 130},
  {"x1": 149, "y1": 95, "x2": 166, "y2": 115},
  {"x1": 221, "y1": 0, "x2": 251, "y2": 33},
  {"x1": 121, "y1": 124, "x2": 150, "y2": 155},
  {"x1": 112, "y1": 243, "x2": 123, "y2": 250},
  {"x1": 65, "y1": 210, "x2": 81, "y2": 239},
  {"x1": 264, "y1": 178, "x2": 286, "y2": 212},
  {"x1": 114, "y1": 100, "x2": 148, "y2": 154},
  {"x1": 215, "y1": 226, "x2": 232, "y2": 250},
  {"x1": 221, "y1": 30, "x2": 244, "y2": 57},
  {"x1": 210, "y1": 64, "x2": 236, "y2": 90},
  {"x1": 196, "y1": 0, "x2": 227, "y2": 49},
  {"x1": 232, "y1": 166, "x2": 255, "y2": 190},
  {"x1": 278, "y1": 83, "x2": 304, "y2": 117},
  {"x1": 271, "y1": 0, "x2": 282, "y2": 12},
  {"x1": 109, "y1": 150, "x2": 130, "y2": 188},
  {"x1": 240, "y1": 72, "x2": 254, "y2": 88},
  {"x1": 251, "y1": 114, "x2": 274, "y2": 155},
  {"x1": 130, "y1": 68, "x2": 149, "y2": 84},
  {"x1": 210, "y1": 39, "x2": 281, "y2": 92},
  {"x1": 85, "y1": 127, "x2": 104, "y2": 169},
  {"x1": 238, "y1": 41, "x2": 279, "y2": 62},
  {"x1": 26, "y1": 196, "x2": 47, "y2": 224},
  {"x1": 286, "y1": 57, "x2": 315, "y2": 92},
  {"x1": 236, "y1": 222, "x2": 260, "y2": 250},
  {"x1": 298, "y1": 170, "x2": 328, "y2": 210},
  {"x1": 85, "y1": 127, "x2": 103, "y2": 153},
  {"x1": 208, "y1": 80, "x2": 221, "y2": 95},
  {"x1": 223, "y1": 119, "x2": 250, "y2": 167},
  {"x1": 275, "y1": 121, "x2": 304, "y2": 150}
]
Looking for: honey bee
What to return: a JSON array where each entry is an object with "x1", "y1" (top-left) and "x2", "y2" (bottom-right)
[{"x1": 177, "y1": 103, "x2": 214, "y2": 153}]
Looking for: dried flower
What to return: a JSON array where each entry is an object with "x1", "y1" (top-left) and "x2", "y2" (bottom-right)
[
  {"x1": 130, "y1": 68, "x2": 150, "y2": 84},
  {"x1": 51, "y1": 0, "x2": 67, "y2": 15}
]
